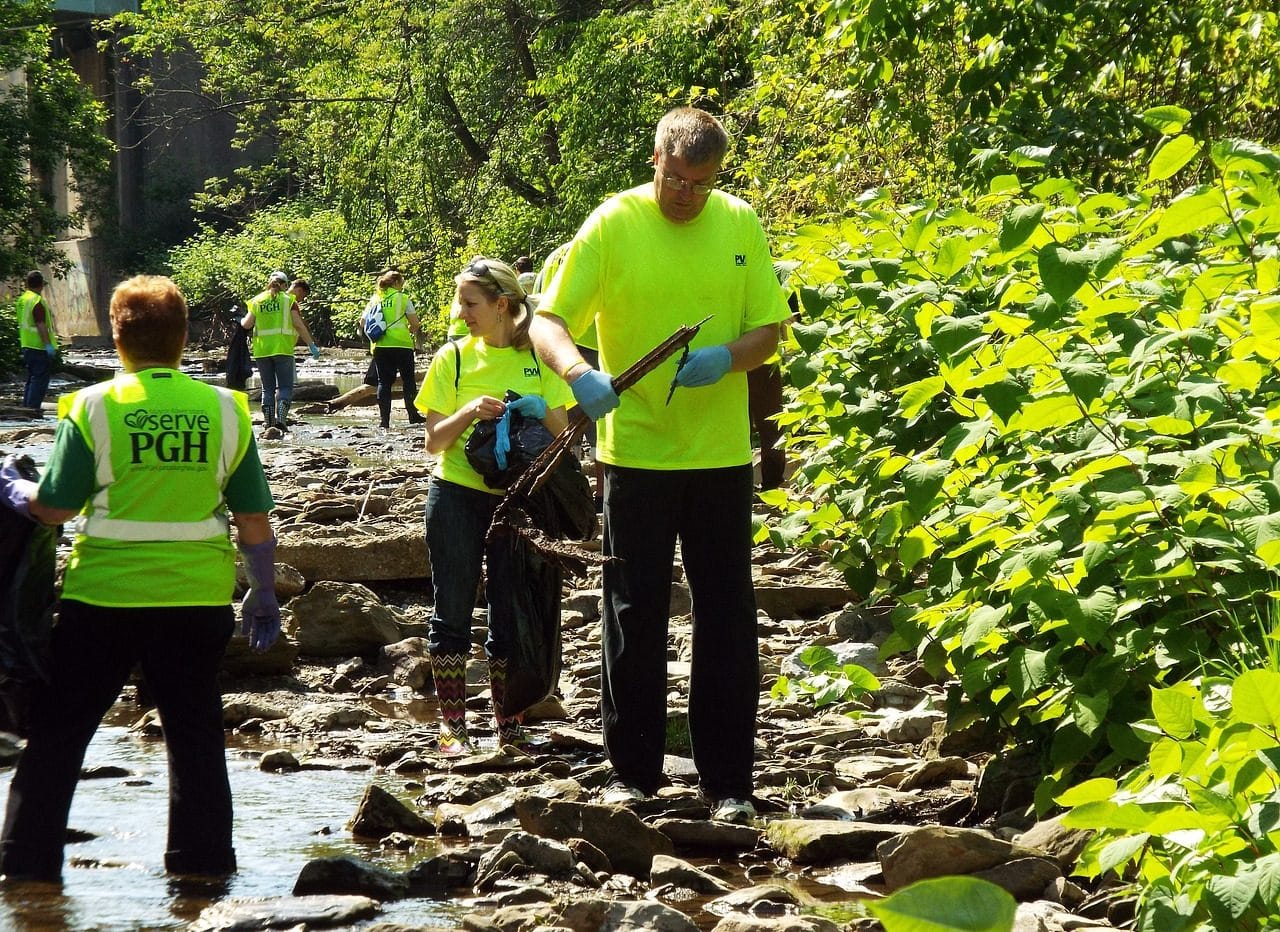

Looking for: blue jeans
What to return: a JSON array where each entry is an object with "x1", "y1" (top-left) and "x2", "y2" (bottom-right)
[
  {"x1": 22, "y1": 348, "x2": 52, "y2": 411},
  {"x1": 255, "y1": 354, "x2": 296, "y2": 409},
  {"x1": 600, "y1": 464, "x2": 758, "y2": 801},
  {"x1": 424, "y1": 478, "x2": 518, "y2": 659}
]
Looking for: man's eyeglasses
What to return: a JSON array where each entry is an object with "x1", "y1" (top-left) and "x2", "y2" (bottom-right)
[{"x1": 659, "y1": 172, "x2": 715, "y2": 197}]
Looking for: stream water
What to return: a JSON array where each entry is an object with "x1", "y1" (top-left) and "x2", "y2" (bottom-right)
[{"x1": 0, "y1": 706, "x2": 466, "y2": 931}]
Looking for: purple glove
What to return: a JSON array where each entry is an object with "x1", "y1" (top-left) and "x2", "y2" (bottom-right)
[
  {"x1": 0, "y1": 455, "x2": 38, "y2": 521},
  {"x1": 239, "y1": 537, "x2": 281, "y2": 652},
  {"x1": 570, "y1": 369, "x2": 620, "y2": 420},
  {"x1": 674, "y1": 344, "x2": 732, "y2": 387},
  {"x1": 507, "y1": 394, "x2": 548, "y2": 420}
]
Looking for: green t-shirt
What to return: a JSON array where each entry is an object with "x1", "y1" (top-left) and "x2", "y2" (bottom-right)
[
  {"x1": 415, "y1": 336, "x2": 573, "y2": 495},
  {"x1": 536, "y1": 184, "x2": 790, "y2": 469}
]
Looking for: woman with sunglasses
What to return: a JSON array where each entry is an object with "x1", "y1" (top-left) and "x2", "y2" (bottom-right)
[{"x1": 414, "y1": 257, "x2": 573, "y2": 754}]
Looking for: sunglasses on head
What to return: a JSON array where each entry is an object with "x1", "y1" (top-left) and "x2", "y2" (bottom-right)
[{"x1": 464, "y1": 258, "x2": 494, "y2": 280}]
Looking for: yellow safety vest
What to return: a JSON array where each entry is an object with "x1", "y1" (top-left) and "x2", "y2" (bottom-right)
[
  {"x1": 16, "y1": 290, "x2": 56, "y2": 352},
  {"x1": 248, "y1": 290, "x2": 297, "y2": 358}
]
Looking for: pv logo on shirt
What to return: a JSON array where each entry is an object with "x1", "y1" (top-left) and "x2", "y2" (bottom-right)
[
  {"x1": 524, "y1": 367, "x2": 541, "y2": 378},
  {"x1": 735, "y1": 254, "x2": 746, "y2": 266}
]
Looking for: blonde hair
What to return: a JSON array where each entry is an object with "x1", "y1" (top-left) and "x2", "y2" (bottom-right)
[
  {"x1": 110, "y1": 275, "x2": 188, "y2": 363},
  {"x1": 456, "y1": 257, "x2": 532, "y2": 350},
  {"x1": 655, "y1": 107, "x2": 729, "y2": 167}
]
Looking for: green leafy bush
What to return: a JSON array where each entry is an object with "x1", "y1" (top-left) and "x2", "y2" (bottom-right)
[
  {"x1": 769, "y1": 644, "x2": 880, "y2": 710},
  {"x1": 1062, "y1": 669, "x2": 1280, "y2": 930},
  {"x1": 770, "y1": 126, "x2": 1280, "y2": 806}
]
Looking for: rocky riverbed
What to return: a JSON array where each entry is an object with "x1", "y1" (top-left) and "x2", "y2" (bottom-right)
[{"x1": 0, "y1": 350, "x2": 1125, "y2": 932}]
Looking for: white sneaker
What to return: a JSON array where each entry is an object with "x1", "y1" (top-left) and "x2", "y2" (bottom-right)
[
  {"x1": 600, "y1": 782, "x2": 646, "y2": 806},
  {"x1": 710, "y1": 797, "x2": 756, "y2": 824}
]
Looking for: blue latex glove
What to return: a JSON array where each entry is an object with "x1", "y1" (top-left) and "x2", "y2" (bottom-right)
[
  {"x1": 238, "y1": 537, "x2": 281, "y2": 652},
  {"x1": 674, "y1": 344, "x2": 732, "y2": 388},
  {"x1": 493, "y1": 409, "x2": 513, "y2": 470},
  {"x1": 571, "y1": 368, "x2": 620, "y2": 420},
  {"x1": 0, "y1": 456, "x2": 37, "y2": 521},
  {"x1": 308, "y1": 343, "x2": 321, "y2": 360},
  {"x1": 44, "y1": 343, "x2": 56, "y2": 358},
  {"x1": 507, "y1": 394, "x2": 548, "y2": 420}
]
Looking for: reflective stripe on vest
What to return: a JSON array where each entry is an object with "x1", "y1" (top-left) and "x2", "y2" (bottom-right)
[
  {"x1": 249, "y1": 291, "x2": 296, "y2": 357},
  {"x1": 74, "y1": 377, "x2": 244, "y2": 541}
]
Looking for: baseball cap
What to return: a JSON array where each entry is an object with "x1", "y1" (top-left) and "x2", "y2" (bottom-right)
[{"x1": 268, "y1": 270, "x2": 289, "y2": 287}]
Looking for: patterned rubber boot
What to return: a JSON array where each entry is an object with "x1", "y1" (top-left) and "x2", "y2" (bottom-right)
[
  {"x1": 431, "y1": 651, "x2": 470, "y2": 755},
  {"x1": 488, "y1": 657, "x2": 527, "y2": 749},
  {"x1": 276, "y1": 399, "x2": 291, "y2": 432},
  {"x1": 260, "y1": 404, "x2": 275, "y2": 429}
]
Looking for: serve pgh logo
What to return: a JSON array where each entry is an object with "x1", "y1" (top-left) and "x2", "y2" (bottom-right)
[{"x1": 124, "y1": 409, "x2": 212, "y2": 464}]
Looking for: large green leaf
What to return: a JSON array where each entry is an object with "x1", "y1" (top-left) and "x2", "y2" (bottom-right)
[
  {"x1": 1152, "y1": 685, "x2": 1197, "y2": 739},
  {"x1": 869, "y1": 875, "x2": 1016, "y2": 932},
  {"x1": 1211, "y1": 138, "x2": 1280, "y2": 175},
  {"x1": 903, "y1": 461, "x2": 949, "y2": 515},
  {"x1": 1232, "y1": 670, "x2": 1280, "y2": 729},
  {"x1": 1146, "y1": 135, "x2": 1200, "y2": 184},
  {"x1": 998, "y1": 204, "x2": 1044, "y2": 253},
  {"x1": 1141, "y1": 106, "x2": 1192, "y2": 134},
  {"x1": 1038, "y1": 244, "x2": 1091, "y2": 304}
]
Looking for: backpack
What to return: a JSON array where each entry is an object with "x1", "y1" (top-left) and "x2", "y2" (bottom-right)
[{"x1": 361, "y1": 301, "x2": 389, "y2": 341}]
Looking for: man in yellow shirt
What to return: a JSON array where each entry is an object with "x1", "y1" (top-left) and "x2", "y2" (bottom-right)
[{"x1": 530, "y1": 107, "x2": 790, "y2": 823}]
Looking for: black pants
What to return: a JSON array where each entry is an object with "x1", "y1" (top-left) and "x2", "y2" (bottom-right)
[
  {"x1": 747, "y1": 362, "x2": 785, "y2": 490},
  {"x1": 0, "y1": 600, "x2": 236, "y2": 881},
  {"x1": 373, "y1": 346, "x2": 420, "y2": 427},
  {"x1": 600, "y1": 464, "x2": 758, "y2": 800}
]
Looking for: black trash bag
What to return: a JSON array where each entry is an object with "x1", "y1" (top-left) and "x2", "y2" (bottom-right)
[
  {"x1": 523, "y1": 457, "x2": 595, "y2": 542},
  {"x1": 0, "y1": 455, "x2": 57, "y2": 737},
  {"x1": 465, "y1": 390, "x2": 555, "y2": 490},
  {"x1": 225, "y1": 312, "x2": 254, "y2": 391},
  {"x1": 499, "y1": 535, "x2": 562, "y2": 718}
]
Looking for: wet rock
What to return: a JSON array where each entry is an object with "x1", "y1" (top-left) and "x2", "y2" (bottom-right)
[
  {"x1": 405, "y1": 852, "x2": 477, "y2": 894},
  {"x1": 293, "y1": 854, "x2": 411, "y2": 900},
  {"x1": 478, "y1": 831, "x2": 576, "y2": 880},
  {"x1": 877, "y1": 825, "x2": 1039, "y2": 891},
  {"x1": 765, "y1": 819, "x2": 916, "y2": 865},
  {"x1": 481, "y1": 897, "x2": 699, "y2": 932},
  {"x1": 418, "y1": 772, "x2": 509, "y2": 806},
  {"x1": 974, "y1": 856, "x2": 1064, "y2": 901},
  {"x1": 453, "y1": 780, "x2": 584, "y2": 835},
  {"x1": 896, "y1": 755, "x2": 971, "y2": 791},
  {"x1": 567, "y1": 837, "x2": 612, "y2": 874},
  {"x1": 287, "y1": 582, "x2": 412, "y2": 656},
  {"x1": 81, "y1": 765, "x2": 130, "y2": 780},
  {"x1": 753, "y1": 577, "x2": 853, "y2": 620},
  {"x1": 826, "y1": 601, "x2": 894, "y2": 644},
  {"x1": 652, "y1": 818, "x2": 760, "y2": 852},
  {"x1": 348, "y1": 783, "x2": 436, "y2": 839},
  {"x1": 378, "y1": 637, "x2": 432, "y2": 691},
  {"x1": 259, "y1": 749, "x2": 300, "y2": 772},
  {"x1": 277, "y1": 525, "x2": 428, "y2": 583},
  {"x1": 222, "y1": 697, "x2": 290, "y2": 727},
  {"x1": 222, "y1": 633, "x2": 300, "y2": 676},
  {"x1": 707, "y1": 883, "x2": 801, "y2": 915},
  {"x1": 833, "y1": 753, "x2": 917, "y2": 784},
  {"x1": 650, "y1": 854, "x2": 733, "y2": 894},
  {"x1": 804, "y1": 787, "x2": 917, "y2": 821},
  {"x1": 190, "y1": 894, "x2": 381, "y2": 930},
  {"x1": 235, "y1": 560, "x2": 306, "y2": 600},
  {"x1": 514, "y1": 797, "x2": 675, "y2": 877},
  {"x1": 874, "y1": 706, "x2": 947, "y2": 744},
  {"x1": 710, "y1": 917, "x2": 843, "y2": 932},
  {"x1": 1014, "y1": 815, "x2": 1093, "y2": 870},
  {"x1": 287, "y1": 701, "x2": 375, "y2": 732}
]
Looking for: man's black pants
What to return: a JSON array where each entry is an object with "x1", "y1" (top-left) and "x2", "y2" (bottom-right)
[
  {"x1": 0, "y1": 600, "x2": 236, "y2": 881},
  {"x1": 600, "y1": 464, "x2": 759, "y2": 801}
]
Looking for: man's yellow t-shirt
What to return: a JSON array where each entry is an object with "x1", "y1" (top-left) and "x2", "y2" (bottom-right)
[
  {"x1": 537, "y1": 184, "x2": 790, "y2": 469},
  {"x1": 415, "y1": 337, "x2": 573, "y2": 495}
]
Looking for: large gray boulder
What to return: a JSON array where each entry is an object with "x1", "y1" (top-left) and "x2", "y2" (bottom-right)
[
  {"x1": 276, "y1": 525, "x2": 428, "y2": 582},
  {"x1": 287, "y1": 582, "x2": 412, "y2": 656}
]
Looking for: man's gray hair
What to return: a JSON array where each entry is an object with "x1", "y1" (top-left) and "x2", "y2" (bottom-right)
[{"x1": 654, "y1": 107, "x2": 729, "y2": 167}]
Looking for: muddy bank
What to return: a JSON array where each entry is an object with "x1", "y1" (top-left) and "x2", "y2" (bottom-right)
[{"x1": 0, "y1": 353, "x2": 1121, "y2": 931}]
